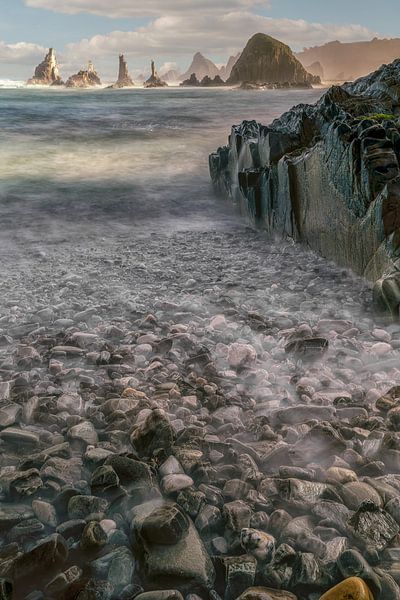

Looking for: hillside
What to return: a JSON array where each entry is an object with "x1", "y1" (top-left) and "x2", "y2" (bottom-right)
[{"x1": 228, "y1": 33, "x2": 319, "y2": 85}]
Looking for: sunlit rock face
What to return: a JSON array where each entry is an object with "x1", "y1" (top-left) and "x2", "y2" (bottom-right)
[
  {"x1": 210, "y1": 59, "x2": 400, "y2": 317},
  {"x1": 66, "y1": 61, "x2": 102, "y2": 89},
  {"x1": 108, "y1": 54, "x2": 134, "y2": 89},
  {"x1": 227, "y1": 33, "x2": 320, "y2": 87},
  {"x1": 27, "y1": 48, "x2": 63, "y2": 86}
]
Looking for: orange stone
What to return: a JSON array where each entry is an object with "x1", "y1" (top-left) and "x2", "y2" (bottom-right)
[{"x1": 320, "y1": 577, "x2": 374, "y2": 600}]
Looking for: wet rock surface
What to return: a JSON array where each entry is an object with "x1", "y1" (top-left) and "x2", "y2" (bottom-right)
[
  {"x1": 2, "y1": 229, "x2": 400, "y2": 599},
  {"x1": 210, "y1": 59, "x2": 400, "y2": 318}
]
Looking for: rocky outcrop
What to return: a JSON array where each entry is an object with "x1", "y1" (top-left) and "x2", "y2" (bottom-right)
[
  {"x1": 210, "y1": 59, "x2": 400, "y2": 316},
  {"x1": 144, "y1": 61, "x2": 168, "y2": 88},
  {"x1": 66, "y1": 62, "x2": 101, "y2": 88},
  {"x1": 180, "y1": 73, "x2": 225, "y2": 87},
  {"x1": 228, "y1": 33, "x2": 320, "y2": 87},
  {"x1": 108, "y1": 54, "x2": 134, "y2": 89},
  {"x1": 27, "y1": 48, "x2": 63, "y2": 86}
]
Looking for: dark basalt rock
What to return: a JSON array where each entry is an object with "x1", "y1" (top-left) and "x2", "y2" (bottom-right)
[{"x1": 210, "y1": 58, "x2": 400, "y2": 316}]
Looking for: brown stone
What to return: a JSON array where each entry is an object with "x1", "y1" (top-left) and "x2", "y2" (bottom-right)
[{"x1": 320, "y1": 577, "x2": 374, "y2": 600}]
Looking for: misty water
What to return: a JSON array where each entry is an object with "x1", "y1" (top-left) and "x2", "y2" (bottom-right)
[{"x1": 2, "y1": 87, "x2": 400, "y2": 598}]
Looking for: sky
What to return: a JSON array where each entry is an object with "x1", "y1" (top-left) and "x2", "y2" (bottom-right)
[{"x1": 0, "y1": 0, "x2": 399, "y2": 81}]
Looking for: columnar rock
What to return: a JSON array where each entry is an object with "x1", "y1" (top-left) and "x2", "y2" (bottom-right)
[
  {"x1": 108, "y1": 54, "x2": 134, "y2": 89},
  {"x1": 144, "y1": 60, "x2": 168, "y2": 88},
  {"x1": 27, "y1": 48, "x2": 63, "y2": 86},
  {"x1": 210, "y1": 58, "x2": 400, "y2": 316},
  {"x1": 66, "y1": 61, "x2": 102, "y2": 88},
  {"x1": 227, "y1": 33, "x2": 320, "y2": 87}
]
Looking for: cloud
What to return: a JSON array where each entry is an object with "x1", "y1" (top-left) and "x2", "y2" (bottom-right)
[
  {"x1": 65, "y1": 12, "x2": 377, "y2": 64},
  {"x1": 0, "y1": 41, "x2": 46, "y2": 64},
  {"x1": 25, "y1": 0, "x2": 268, "y2": 18}
]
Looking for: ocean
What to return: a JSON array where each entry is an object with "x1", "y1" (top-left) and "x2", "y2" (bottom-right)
[{"x1": 0, "y1": 86, "x2": 324, "y2": 243}]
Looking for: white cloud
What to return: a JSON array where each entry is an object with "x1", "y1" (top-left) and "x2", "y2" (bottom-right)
[
  {"x1": 25, "y1": 0, "x2": 268, "y2": 18},
  {"x1": 65, "y1": 12, "x2": 377, "y2": 64},
  {"x1": 0, "y1": 41, "x2": 46, "y2": 64}
]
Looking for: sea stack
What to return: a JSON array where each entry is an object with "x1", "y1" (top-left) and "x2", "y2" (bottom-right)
[
  {"x1": 108, "y1": 54, "x2": 134, "y2": 89},
  {"x1": 144, "y1": 60, "x2": 168, "y2": 88},
  {"x1": 228, "y1": 33, "x2": 320, "y2": 87},
  {"x1": 66, "y1": 61, "x2": 102, "y2": 88},
  {"x1": 27, "y1": 48, "x2": 63, "y2": 86}
]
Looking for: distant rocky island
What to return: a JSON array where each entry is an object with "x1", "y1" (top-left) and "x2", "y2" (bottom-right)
[
  {"x1": 210, "y1": 58, "x2": 400, "y2": 315},
  {"x1": 27, "y1": 48, "x2": 63, "y2": 86},
  {"x1": 144, "y1": 60, "x2": 167, "y2": 88},
  {"x1": 180, "y1": 73, "x2": 225, "y2": 87},
  {"x1": 66, "y1": 61, "x2": 102, "y2": 88},
  {"x1": 228, "y1": 33, "x2": 320, "y2": 88},
  {"x1": 107, "y1": 54, "x2": 134, "y2": 89},
  {"x1": 297, "y1": 36, "x2": 400, "y2": 81}
]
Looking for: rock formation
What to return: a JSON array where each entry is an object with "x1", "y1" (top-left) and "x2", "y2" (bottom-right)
[
  {"x1": 180, "y1": 73, "x2": 226, "y2": 87},
  {"x1": 297, "y1": 37, "x2": 400, "y2": 82},
  {"x1": 27, "y1": 48, "x2": 63, "y2": 86},
  {"x1": 227, "y1": 33, "x2": 320, "y2": 87},
  {"x1": 180, "y1": 73, "x2": 200, "y2": 87},
  {"x1": 210, "y1": 58, "x2": 400, "y2": 316},
  {"x1": 108, "y1": 54, "x2": 134, "y2": 89},
  {"x1": 181, "y1": 52, "x2": 221, "y2": 82},
  {"x1": 66, "y1": 61, "x2": 102, "y2": 88},
  {"x1": 144, "y1": 60, "x2": 168, "y2": 88}
]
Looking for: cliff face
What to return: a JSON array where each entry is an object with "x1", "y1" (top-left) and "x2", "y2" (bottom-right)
[
  {"x1": 297, "y1": 37, "x2": 400, "y2": 81},
  {"x1": 210, "y1": 59, "x2": 400, "y2": 316},
  {"x1": 228, "y1": 33, "x2": 320, "y2": 86},
  {"x1": 66, "y1": 62, "x2": 101, "y2": 88},
  {"x1": 27, "y1": 48, "x2": 63, "y2": 86}
]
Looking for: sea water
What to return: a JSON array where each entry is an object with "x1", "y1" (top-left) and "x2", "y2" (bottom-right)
[{"x1": 0, "y1": 86, "x2": 323, "y2": 242}]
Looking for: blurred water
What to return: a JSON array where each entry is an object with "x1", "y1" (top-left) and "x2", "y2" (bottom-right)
[{"x1": 0, "y1": 87, "x2": 323, "y2": 242}]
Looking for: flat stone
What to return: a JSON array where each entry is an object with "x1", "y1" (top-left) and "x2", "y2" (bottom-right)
[
  {"x1": 237, "y1": 588, "x2": 297, "y2": 600},
  {"x1": 135, "y1": 593, "x2": 184, "y2": 600},
  {"x1": 0, "y1": 428, "x2": 40, "y2": 446}
]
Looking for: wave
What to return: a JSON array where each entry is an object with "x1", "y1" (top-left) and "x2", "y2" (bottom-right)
[{"x1": 0, "y1": 79, "x2": 26, "y2": 89}]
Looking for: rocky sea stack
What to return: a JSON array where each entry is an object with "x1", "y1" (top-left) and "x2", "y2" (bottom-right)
[
  {"x1": 66, "y1": 61, "x2": 102, "y2": 88},
  {"x1": 108, "y1": 54, "x2": 134, "y2": 89},
  {"x1": 210, "y1": 58, "x2": 400, "y2": 317},
  {"x1": 27, "y1": 48, "x2": 63, "y2": 86},
  {"x1": 144, "y1": 60, "x2": 168, "y2": 88},
  {"x1": 228, "y1": 33, "x2": 320, "y2": 87}
]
